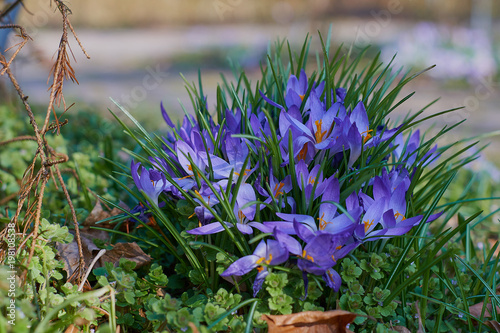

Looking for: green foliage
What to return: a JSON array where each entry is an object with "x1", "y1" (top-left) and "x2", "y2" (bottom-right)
[
  {"x1": 0, "y1": 219, "x2": 108, "y2": 332},
  {"x1": 0, "y1": 107, "x2": 133, "y2": 216}
]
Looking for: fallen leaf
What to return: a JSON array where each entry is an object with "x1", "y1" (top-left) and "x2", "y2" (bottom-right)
[
  {"x1": 83, "y1": 200, "x2": 126, "y2": 229},
  {"x1": 262, "y1": 310, "x2": 357, "y2": 333},
  {"x1": 486, "y1": 320, "x2": 500, "y2": 332},
  {"x1": 469, "y1": 301, "x2": 500, "y2": 319},
  {"x1": 64, "y1": 325, "x2": 80, "y2": 333},
  {"x1": 56, "y1": 230, "x2": 102, "y2": 278},
  {"x1": 97, "y1": 242, "x2": 151, "y2": 269},
  {"x1": 392, "y1": 326, "x2": 411, "y2": 333},
  {"x1": 57, "y1": 228, "x2": 151, "y2": 278}
]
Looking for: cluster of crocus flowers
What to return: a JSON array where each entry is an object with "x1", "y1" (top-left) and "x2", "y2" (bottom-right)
[{"x1": 130, "y1": 70, "x2": 441, "y2": 297}]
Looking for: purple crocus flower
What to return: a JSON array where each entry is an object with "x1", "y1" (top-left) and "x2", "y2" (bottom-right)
[
  {"x1": 131, "y1": 161, "x2": 168, "y2": 206},
  {"x1": 283, "y1": 92, "x2": 347, "y2": 159},
  {"x1": 187, "y1": 183, "x2": 258, "y2": 235},
  {"x1": 295, "y1": 160, "x2": 334, "y2": 206},
  {"x1": 249, "y1": 111, "x2": 273, "y2": 152},
  {"x1": 221, "y1": 239, "x2": 289, "y2": 296},
  {"x1": 272, "y1": 223, "x2": 358, "y2": 293},
  {"x1": 255, "y1": 170, "x2": 292, "y2": 208},
  {"x1": 284, "y1": 70, "x2": 309, "y2": 109},
  {"x1": 263, "y1": 177, "x2": 361, "y2": 236},
  {"x1": 392, "y1": 130, "x2": 440, "y2": 166},
  {"x1": 216, "y1": 135, "x2": 257, "y2": 181},
  {"x1": 356, "y1": 172, "x2": 442, "y2": 242},
  {"x1": 175, "y1": 140, "x2": 230, "y2": 189}
]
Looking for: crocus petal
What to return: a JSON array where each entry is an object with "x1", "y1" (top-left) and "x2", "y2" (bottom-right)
[
  {"x1": 262, "y1": 221, "x2": 296, "y2": 234},
  {"x1": 373, "y1": 176, "x2": 390, "y2": 201},
  {"x1": 236, "y1": 223, "x2": 253, "y2": 235},
  {"x1": 236, "y1": 183, "x2": 257, "y2": 220},
  {"x1": 186, "y1": 221, "x2": 233, "y2": 235},
  {"x1": 176, "y1": 141, "x2": 200, "y2": 175},
  {"x1": 346, "y1": 191, "x2": 360, "y2": 211},
  {"x1": 253, "y1": 273, "x2": 267, "y2": 297},
  {"x1": 293, "y1": 219, "x2": 316, "y2": 243},
  {"x1": 273, "y1": 228, "x2": 302, "y2": 256},
  {"x1": 226, "y1": 108, "x2": 242, "y2": 133},
  {"x1": 335, "y1": 88, "x2": 347, "y2": 102},
  {"x1": 347, "y1": 123, "x2": 362, "y2": 167},
  {"x1": 319, "y1": 178, "x2": 340, "y2": 222},
  {"x1": 131, "y1": 160, "x2": 142, "y2": 190},
  {"x1": 279, "y1": 106, "x2": 302, "y2": 138},
  {"x1": 267, "y1": 239, "x2": 289, "y2": 265},
  {"x1": 253, "y1": 239, "x2": 268, "y2": 258},
  {"x1": 308, "y1": 90, "x2": 325, "y2": 125},
  {"x1": 276, "y1": 213, "x2": 317, "y2": 232},
  {"x1": 284, "y1": 112, "x2": 315, "y2": 141},
  {"x1": 361, "y1": 197, "x2": 388, "y2": 234},
  {"x1": 220, "y1": 255, "x2": 260, "y2": 277},
  {"x1": 323, "y1": 268, "x2": 342, "y2": 292},
  {"x1": 322, "y1": 208, "x2": 361, "y2": 236},
  {"x1": 350, "y1": 101, "x2": 369, "y2": 133},
  {"x1": 247, "y1": 222, "x2": 273, "y2": 233},
  {"x1": 259, "y1": 89, "x2": 284, "y2": 109},
  {"x1": 389, "y1": 183, "x2": 407, "y2": 220},
  {"x1": 285, "y1": 89, "x2": 304, "y2": 109},
  {"x1": 161, "y1": 102, "x2": 175, "y2": 128}
]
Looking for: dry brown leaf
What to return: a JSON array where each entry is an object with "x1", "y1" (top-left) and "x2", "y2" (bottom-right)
[
  {"x1": 57, "y1": 230, "x2": 102, "y2": 277},
  {"x1": 83, "y1": 200, "x2": 125, "y2": 228},
  {"x1": 97, "y1": 242, "x2": 151, "y2": 269},
  {"x1": 262, "y1": 310, "x2": 357, "y2": 333},
  {"x1": 469, "y1": 301, "x2": 500, "y2": 319},
  {"x1": 486, "y1": 320, "x2": 500, "y2": 332},
  {"x1": 64, "y1": 325, "x2": 80, "y2": 333},
  {"x1": 57, "y1": 227, "x2": 151, "y2": 278},
  {"x1": 392, "y1": 326, "x2": 411, "y2": 333}
]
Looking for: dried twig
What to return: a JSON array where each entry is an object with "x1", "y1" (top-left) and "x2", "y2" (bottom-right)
[
  {"x1": 0, "y1": 24, "x2": 32, "y2": 75},
  {"x1": 1, "y1": 1, "x2": 90, "y2": 284},
  {"x1": 0, "y1": 135, "x2": 37, "y2": 146},
  {"x1": 0, "y1": 0, "x2": 24, "y2": 21}
]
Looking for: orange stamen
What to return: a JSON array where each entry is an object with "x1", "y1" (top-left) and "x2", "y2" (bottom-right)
[
  {"x1": 314, "y1": 120, "x2": 327, "y2": 143},
  {"x1": 298, "y1": 144, "x2": 308, "y2": 161},
  {"x1": 361, "y1": 127, "x2": 373, "y2": 144},
  {"x1": 274, "y1": 182, "x2": 285, "y2": 198},
  {"x1": 394, "y1": 212, "x2": 406, "y2": 221},
  {"x1": 238, "y1": 210, "x2": 246, "y2": 223},
  {"x1": 364, "y1": 219, "x2": 374, "y2": 233},
  {"x1": 302, "y1": 250, "x2": 314, "y2": 262},
  {"x1": 317, "y1": 213, "x2": 332, "y2": 230},
  {"x1": 234, "y1": 168, "x2": 251, "y2": 177}
]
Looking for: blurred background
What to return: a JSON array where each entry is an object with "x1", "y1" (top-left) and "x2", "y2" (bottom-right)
[{"x1": 1, "y1": 0, "x2": 499, "y2": 158}]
